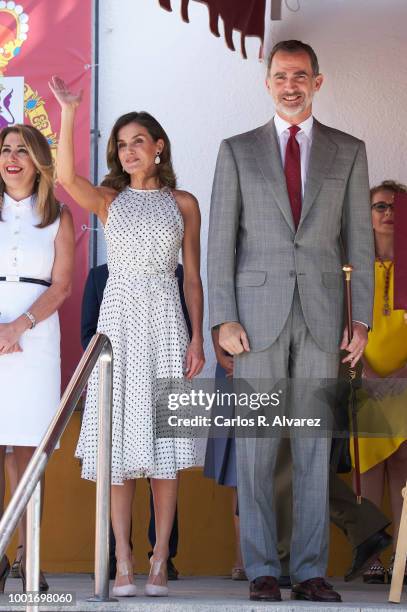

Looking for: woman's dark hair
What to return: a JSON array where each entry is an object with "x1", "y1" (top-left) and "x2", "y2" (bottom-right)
[
  {"x1": 370, "y1": 179, "x2": 407, "y2": 199},
  {"x1": 101, "y1": 111, "x2": 176, "y2": 191}
]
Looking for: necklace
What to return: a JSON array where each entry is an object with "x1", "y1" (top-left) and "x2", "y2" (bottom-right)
[{"x1": 376, "y1": 257, "x2": 393, "y2": 316}]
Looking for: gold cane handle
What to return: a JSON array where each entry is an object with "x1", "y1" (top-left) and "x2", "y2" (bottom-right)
[
  {"x1": 342, "y1": 264, "x2": 354, "y2": 283},
  {"x1": 342, "y1": 264, "x2": 354, "y2": 340}
]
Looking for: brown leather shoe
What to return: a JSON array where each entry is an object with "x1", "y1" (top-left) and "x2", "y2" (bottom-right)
[
  {"x1": 250, "y1": 576, "x2": 281, "y2": 601},
  {"x1": 291, "y1": 577, "x2": 341, "y2": 602}
]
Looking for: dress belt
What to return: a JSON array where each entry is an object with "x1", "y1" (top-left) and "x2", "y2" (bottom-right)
[{"x1": 0, "y1": 276, "x2": 51, "y2": 287}]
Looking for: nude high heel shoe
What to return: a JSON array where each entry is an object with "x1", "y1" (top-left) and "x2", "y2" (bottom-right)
[
  {"x1": 144, "y1": 556, "x2": 168, "y2": 597},
  {"x1": 111, "y1": 560, "x2": 137, "y2": 597}
]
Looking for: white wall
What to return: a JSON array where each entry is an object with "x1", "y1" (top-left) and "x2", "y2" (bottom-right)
[
  {"x1": 267, "y1": 0, "x2": 407, "y2": 181},
  {"x1": 98, "y1": 0, "x2": 407, "y2": 374}
]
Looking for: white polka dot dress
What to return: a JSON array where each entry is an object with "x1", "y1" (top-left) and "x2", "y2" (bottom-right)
[{"x1": 75, "y1": 187, "x2": 197, "y2": 483}]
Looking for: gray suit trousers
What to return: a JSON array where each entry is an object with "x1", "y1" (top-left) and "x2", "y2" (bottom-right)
[
  {"x1": 275, "y1": 441, "x2": 390, "y2": 575},
  {"x1": 234, "y1": 288, "x2": 340, "y2": 583}
]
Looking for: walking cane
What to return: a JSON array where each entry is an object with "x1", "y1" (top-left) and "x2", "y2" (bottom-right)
[{"x1": 342, "y1": 264, "x2": 362, "y2": 504}]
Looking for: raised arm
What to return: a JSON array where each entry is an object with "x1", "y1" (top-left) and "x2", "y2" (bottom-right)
[
  {"x1": 49, "y1": 76, "x2": 116, "y2": 223},
  {"x1": 175, "y1": 190, "x2": 205, "y2": 379}
]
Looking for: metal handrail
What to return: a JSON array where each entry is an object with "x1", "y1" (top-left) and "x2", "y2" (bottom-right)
[{"x1": 0, "y1": 332, "x2": 114, "y2": 606}]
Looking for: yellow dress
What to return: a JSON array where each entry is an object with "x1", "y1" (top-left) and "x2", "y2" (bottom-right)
[{"x1": 351, "y1": 261, "x2": 407, "y2": 473}]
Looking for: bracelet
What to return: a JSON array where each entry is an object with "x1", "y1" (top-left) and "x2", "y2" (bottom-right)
[{"x1": 23, "y1": 311, "x2": 36, "y2": 329}]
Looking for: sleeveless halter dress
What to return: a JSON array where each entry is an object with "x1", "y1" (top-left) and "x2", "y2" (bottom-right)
[
  {"x1": 76, "y1": 187, "x2": 197, "y2": 483},
  {"x1": 0, "y1": 193, "x2": 61, "y2": 446}
]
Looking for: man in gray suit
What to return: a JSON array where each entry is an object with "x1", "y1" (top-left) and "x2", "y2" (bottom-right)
[{"x1": 208, "y1": 40, "x2": 374, "y2": 602}]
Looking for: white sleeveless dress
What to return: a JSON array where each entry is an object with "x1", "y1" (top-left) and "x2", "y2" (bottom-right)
[
  {"x1": 0, "y1": 193, "x2": 61, "y2": 446},
  {"x1": 76, "y1": 187, "x2": 197, "y2": 484}
]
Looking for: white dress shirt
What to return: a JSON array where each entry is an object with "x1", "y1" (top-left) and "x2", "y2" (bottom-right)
[{"x1": 274, "y1": 113, "x2": 313, "y2": 197}]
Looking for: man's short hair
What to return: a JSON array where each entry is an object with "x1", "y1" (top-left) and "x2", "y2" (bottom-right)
[{"x1": 267, "y1": 40, "x2": 320, "y2": 76}]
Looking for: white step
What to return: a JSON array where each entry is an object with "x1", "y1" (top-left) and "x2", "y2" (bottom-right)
[{"x1": 0, "y1": 575, "x2": 405, "y2": 611}]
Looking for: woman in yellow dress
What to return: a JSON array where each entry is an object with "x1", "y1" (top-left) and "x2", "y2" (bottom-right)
[{"x1": 356, "y1": 180, "x2": 407, "y2": 584}]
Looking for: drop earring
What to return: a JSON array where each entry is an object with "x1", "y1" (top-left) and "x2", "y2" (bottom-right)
[{"x1": 154, "y1": 152, "x2": 161, "y2": 165}]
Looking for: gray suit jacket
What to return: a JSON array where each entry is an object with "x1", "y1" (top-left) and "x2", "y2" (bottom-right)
[{"x1": 208, "y1": 118, "x2": 374, "y2": 354}]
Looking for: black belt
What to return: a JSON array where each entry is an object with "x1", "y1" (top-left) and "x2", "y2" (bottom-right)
[{"x1": 0, "y1": 276, "x2": 51, "y2": 287}]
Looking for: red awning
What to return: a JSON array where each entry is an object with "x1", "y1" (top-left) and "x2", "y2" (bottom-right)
[
  {"x1": 159, "y1": 0, "x2": 266, "y2": 58},
  {"x1": 394, "y1": 192, "x2": 407, "y2": 310}
]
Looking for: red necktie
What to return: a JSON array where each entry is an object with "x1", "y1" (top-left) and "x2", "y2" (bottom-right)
[{"x1": 284, "y1": 125, "x2": 302, "y2": 229}]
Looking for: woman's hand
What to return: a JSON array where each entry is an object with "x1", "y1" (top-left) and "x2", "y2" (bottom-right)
[
  {"x1": 0, "y1": 323, "x2": 23, "y2": 355},
  {"x1": 184, "y1": 338, "x2": 205, "y2": 380},
  {"x1": 48, "y1": 76, "x2": 83, "y2": 110}
]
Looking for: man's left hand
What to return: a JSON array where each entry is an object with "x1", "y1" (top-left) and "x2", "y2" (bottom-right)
[{"x1": 340, "y1": 322, "x2": 368, "y2": 368}]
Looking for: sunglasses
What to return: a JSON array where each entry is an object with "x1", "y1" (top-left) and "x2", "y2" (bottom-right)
[{"x1": 371, "y1": 202, "x2": 394, "y2": 213}]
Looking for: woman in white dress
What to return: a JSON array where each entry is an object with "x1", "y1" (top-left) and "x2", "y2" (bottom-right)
[
  {"x1": 50, "y1": 77, "x2": 205, "y2": 597},
  {"x1": 0, "y1": 125, "x2": 75, "y2": 592}
]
